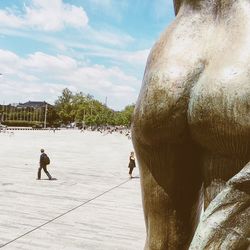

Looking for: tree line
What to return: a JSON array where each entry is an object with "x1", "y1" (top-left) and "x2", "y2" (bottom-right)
[
  {"x1": 0, "y1": 88, "x2": 135, "y2": 127},
  {"x1": 54, "y1": 88, "x2": 135, "y2": 127}
]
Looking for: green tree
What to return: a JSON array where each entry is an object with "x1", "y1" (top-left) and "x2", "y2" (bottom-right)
[
  {"x1": 54, "y1": 88, "x2": 74, "y2": 124},
  {"x1": 54, "y1": 88, "x2": 135, "y2": 127}
]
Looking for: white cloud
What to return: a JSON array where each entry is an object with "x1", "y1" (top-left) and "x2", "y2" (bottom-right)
[
  {"x1": 24, "y1": 52, "x2": 78, "y2": 73},
  {"x1": 0, "y1": 49, "x2": 139, "y2": 110},
  {"x1": 0, "y1": 27, "x2": 147, "y2": 74},
  {"x1": 86, "y1": 27, "x2": 134, "y2": 47},
  {"x1": 55, "y1": 63, "x2": 140, "y2": 107},
  {"x1": 0, "y1": 3, "x2": 133, "y2": 48},
  {"x1": 118, "y1": 49, "x2": 150, "y2": 66},
  {"x1": 87, "y1": 0, "x2": 128, "y2": 21},
  {"x1": 82, "y1": 47, "x2": 149, "y2": 67},
  {"x1": 0, "y1": 9, "x2": 24, "y2": 28},
  {"x1": 0, "y1": 50, "x2": 21, "y2": 74},
  {"x1": 0, "y1": 0, "x2": 88, "y2": 31},
  {"x1": 67, "y1": 41, "x2": 149, "y2": 67},
  {"x1": 16, "y1": 72, "x2": 39, "y2": 82}
]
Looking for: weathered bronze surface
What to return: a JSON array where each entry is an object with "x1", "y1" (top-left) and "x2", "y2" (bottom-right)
[
  {"x1": 132, "y1": 0, "x2": 250, "y2": 249},
  {"x1": 190, "y1": 163, "x2": 250, "y2": 249}
]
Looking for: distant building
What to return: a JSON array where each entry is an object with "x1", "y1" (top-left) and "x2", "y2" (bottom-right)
[{"x1": 18, "y1": 101, "x2": 53, "y2": 108}]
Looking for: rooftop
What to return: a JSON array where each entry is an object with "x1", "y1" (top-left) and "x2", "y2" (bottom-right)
[{"x1": 18, "y1": 101, "x2": 53, "y2": 108}]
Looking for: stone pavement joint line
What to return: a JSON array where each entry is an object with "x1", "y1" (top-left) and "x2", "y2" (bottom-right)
[{"x1": 0, "y1": 178, "x2": 131, "y2": 248}]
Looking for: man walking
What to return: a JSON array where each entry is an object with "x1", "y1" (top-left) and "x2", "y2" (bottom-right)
[{"x1": 37, "y1": 149, "x2": 52, "y2": 180}]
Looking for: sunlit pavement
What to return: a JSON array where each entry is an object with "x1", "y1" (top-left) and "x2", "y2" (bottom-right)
[{"x1": 0, "y1": 130, "x2": 145, "y2": 250}]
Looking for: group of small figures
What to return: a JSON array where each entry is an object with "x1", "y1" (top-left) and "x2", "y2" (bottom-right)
[
  {"x1": 80, "y1": 126, "x2": 131, "y2": 139},
  {"x1": 37, "y1": 148, "x2": 136, "y2": 180}
]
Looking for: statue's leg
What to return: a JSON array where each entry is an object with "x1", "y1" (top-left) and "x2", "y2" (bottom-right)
[
  {"x1": 190, "y1": 162, "x2": 250, "y2": 249},
  {"x1": 201, "y1": 152, "x2": 249, "y2": 209},
  {"x1": 133, "y1": 137, "x2": 203, "y2": 250}
]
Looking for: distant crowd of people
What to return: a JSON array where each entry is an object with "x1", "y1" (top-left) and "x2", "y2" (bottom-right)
[
  {"x1": 80, "y1": 126, "x2": 131, "y2": 139},
  {"x1": 0, "y1": 125, "x2": 132, "y2": 139},
  {"x1": 0, "y1": 127, "x2": 14, "y2": 136}
]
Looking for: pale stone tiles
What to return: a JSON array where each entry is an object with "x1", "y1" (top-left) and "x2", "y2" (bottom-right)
[{"x1": 0, "y1": 130, "x2": 145, "y2": 249}]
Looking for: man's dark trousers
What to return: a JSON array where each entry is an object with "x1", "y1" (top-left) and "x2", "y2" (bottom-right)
[{"x1": 37, "y1": 164, "x2": 52, "y2": 179}]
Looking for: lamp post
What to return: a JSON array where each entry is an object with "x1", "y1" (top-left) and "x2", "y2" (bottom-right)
[
  {"x1": 44, "y1": 103, "x2": 48, "y2": 129},
  {"x1": 0, "y1": 74, "x2": 3, "y2": 123}
]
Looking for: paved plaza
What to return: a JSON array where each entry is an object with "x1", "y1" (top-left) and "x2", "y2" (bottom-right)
[{"x1": 0, "y1": 130, "x2": 145, "y2": 250}]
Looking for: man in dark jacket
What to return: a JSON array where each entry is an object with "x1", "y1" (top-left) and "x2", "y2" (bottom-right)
[{"x1": 37, "y1": 149, "x2": 52, "y2": 180}]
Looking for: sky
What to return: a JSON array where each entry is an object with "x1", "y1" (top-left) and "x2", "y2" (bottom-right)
[{"x1": 0, "y1": 0, "x2": 175, "y2": 110}]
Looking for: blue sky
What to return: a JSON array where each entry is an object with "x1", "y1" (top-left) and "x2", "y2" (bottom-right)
[{"x1": 0, "y1": 0, "x2": 175, "y2": 110}]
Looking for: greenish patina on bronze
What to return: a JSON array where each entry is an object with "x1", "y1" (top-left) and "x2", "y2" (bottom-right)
[{"x1": 132, "y1": 0, "x2": 250, "y2": 249}]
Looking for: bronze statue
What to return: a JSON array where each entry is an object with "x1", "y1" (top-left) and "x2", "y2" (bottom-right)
[{"x1": 132, "y1": 0, "x2": 250, "y2": 249}]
